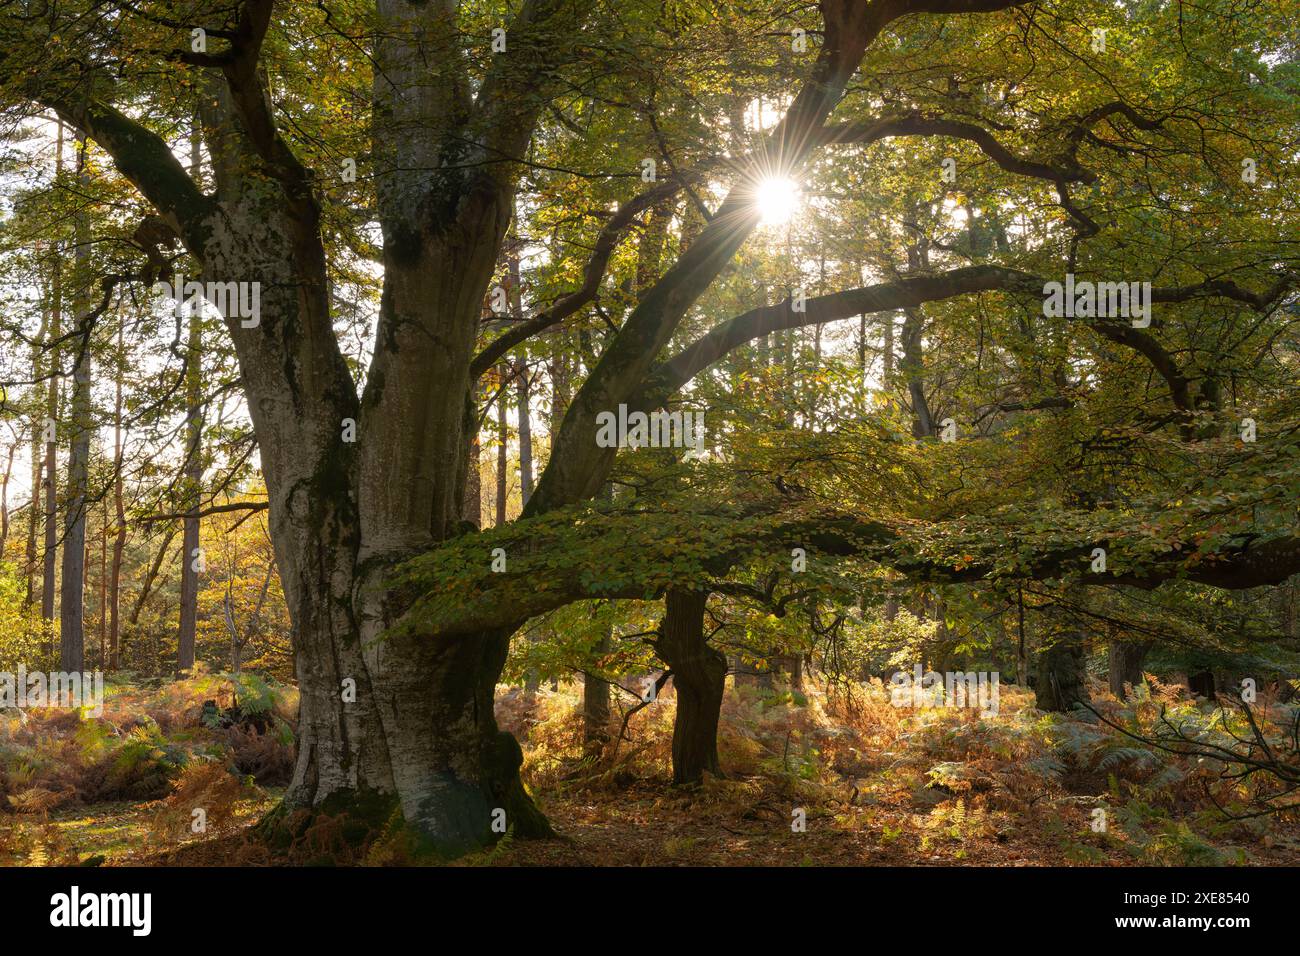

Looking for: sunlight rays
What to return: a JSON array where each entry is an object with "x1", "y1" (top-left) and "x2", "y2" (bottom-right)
[{"x1": 755, "y1": 175, "x2": 800, "y2": 227}]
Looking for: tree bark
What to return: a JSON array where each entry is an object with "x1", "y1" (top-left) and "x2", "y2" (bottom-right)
[
  {"x1": 177, "y1": 296, "x2": 202, "y2": 675},
  {"x1": 516, "y1": 367, "x2": 533, "y2": 506},
  {"x1": 29, "y1": 0, "x2": 894, "y2": 856},
  {"x1": 495, "y1": 376, "x2": 509, "y2": 526},
  {"x1": 41, "y1": 122, "x2": 63, "y2": 631},
  {"x1": 1188, "y1": 669, "x2": 1217, "y2": 699},
  {"x1": 177, "y1": 124, "x2": 204, "y2": 676},
  {"x1": 24, "y1": 419, "x2": 40, "y2": 607},
  {"x1": 58, "y1": 130, "x2": 91, "y2": 675},
  {"x1": 0, "y1": 440, "x2": 15, "y2": 557},
  {"x1": 656, "y1": 589, "x2": 726, "y2": 786},
  {"x1": 23, "y1": 282, "x2": 49, "y2": 608},
  {"x1": 129, "y1": 526, "x2": 175, "y2": 628},
  {"x1": 108, "y1": 320, "x2": 125, "y2": 670},
  {"x1": 788, "y1": 653, "x2": 804, "y2": 690},
  {"x1": 901, "y1": 307, "x2": 934, "y2": 438},
  {"x1": 1035, "y1": 632, "x2": 1090, "y2": 712},
  {"x1": 1108, "y1": 640, "x2": 1151, "y2": 699},
  {"x1": 582, "y1": 631, "x2": 611, "y2": 758},
  {"x1": 98, "y1": 498, "x2": 107, "y2": 668},
  {"x1": 462, "y1": 429, "x2": 481, "y2": 530}
]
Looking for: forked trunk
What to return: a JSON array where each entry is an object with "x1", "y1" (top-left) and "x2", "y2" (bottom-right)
[{"x1": 283, "y1": 544, "x2": 550, "y2": 856}]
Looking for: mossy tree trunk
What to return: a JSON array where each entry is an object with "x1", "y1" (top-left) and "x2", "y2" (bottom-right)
[{"x1": 37, "y1": 0, "x2": 895, "y2": 856}]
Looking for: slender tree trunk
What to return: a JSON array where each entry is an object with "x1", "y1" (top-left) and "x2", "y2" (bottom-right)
[
  {"x1": 901, "y1": 307, "x2": 933, "y2": 438},
  {"x1": 882, "y1": 310, "x2": 895, "y2": 380},
  {"x1": 0, "y1": 440, "x2": 15, "y2": 557},
  {"x1": 108, "y1": 321, "x2": 125, "y2": 669},
  {"x1": 230, "y1": 597, "x2": 242, "y2": 675},
  {"x1": 24, "y1": 286, "x2": 49, "y2": 607},
  {"x1": 516, "y1": 366, "x2": 533, "y2": 506},
  {"x1": 495, "y1": 374, "x2": 509, "y2": 526},
  {"x1": 583, "y1": 631, "x2": 611, "y2": 758},
  {"x1": 857, "y1": 313, "x2": 867, "y2": 377},
  {"x1": 98, "y1": 498, "x2": 107, "y2": 668},
  {"x1": 58, "y1": 130, "x2": 92, "y2": 675},
  {"x1": 129, "y1": 526, "x2": 176, "y2": 627},
  {"x1": 177, "y1": 125, "x2": 204, "y2": 676},
  {"x1": 549, "y1": 337, "x2": 571, "y2": 438},
  {"x1": 84, "y1": 537, "x2": 92, "y2": 660},
  {"x1": 656, "y1": 589, "x2": 726, "y2": 786},
  {"x1": 42, "y1": 123, "x2": 64, "y2": 631},
  {"x1": 177, "y1": 296, "x2": 202, "y2": 675},
  {"x1": 1016, "y1": 586, "x2": 1029, "y2": 686},
  {"x1": 504, "y1": 237, "x2": 533, "y2": 509},
  {"x1": 635, "y1": 206, "x2": 668, "y2": 292},
  {"x1": 24, "y1": 426, "x2": 40, "y2": 606},
  {"x1": 462, "y1": 430, "x2": 481, "y2": 529}
]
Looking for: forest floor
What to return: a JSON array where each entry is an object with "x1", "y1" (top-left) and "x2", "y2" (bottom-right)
[{"x1": 2, "y1": 672, "x2": 1299, "y2": 866}]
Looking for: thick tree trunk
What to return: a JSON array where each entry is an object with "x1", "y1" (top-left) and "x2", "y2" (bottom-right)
[
  {"x1": 348, "y1": 572, "x2": 552, "y2": 853},
  {"x1": 1035, "y1": 632, "x2": 1090, "y2": 712},
  {"x1": 1188, "y1": 669, "x2": 1217, "y2": 699},
  {"x1": 1108, "y1": 640, "x2": 1152, "y2": 699},
  {"x1": 656, "y1": 589, "x2": 725, "y2": 786},
  {"x1": 36, "y1": 0, "x2": 982, "y2": 861},
  {"x1": 44, "y1": 3, "x2": 565, "y2": 856}
]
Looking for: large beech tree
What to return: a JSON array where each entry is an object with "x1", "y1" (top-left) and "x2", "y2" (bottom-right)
[{"x1": 2, "y1": 0, "x2": 1297, "y2": 856}]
